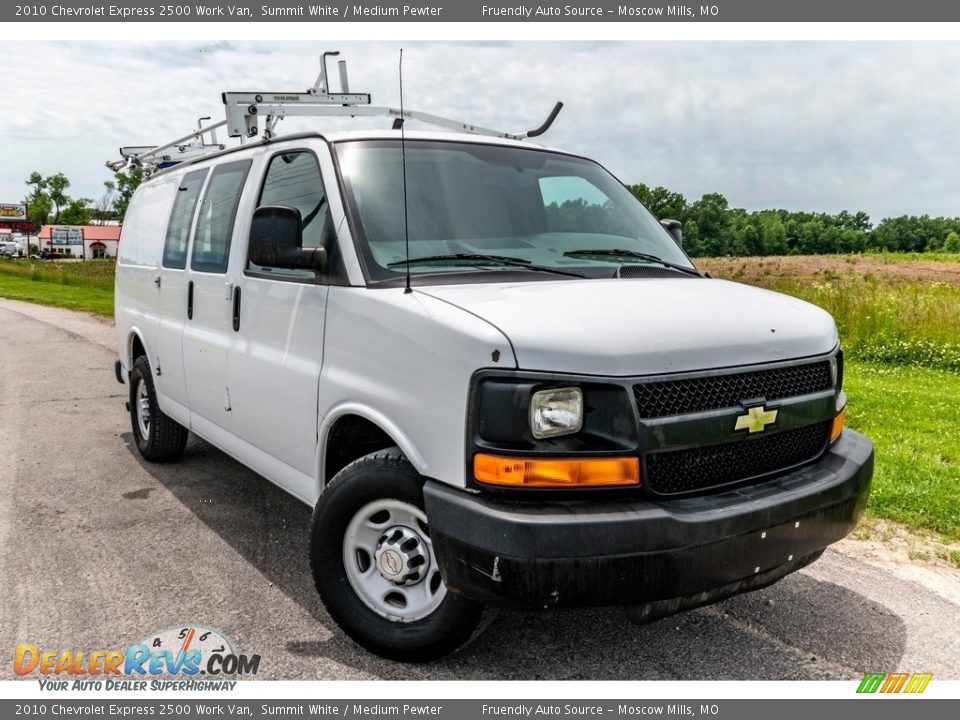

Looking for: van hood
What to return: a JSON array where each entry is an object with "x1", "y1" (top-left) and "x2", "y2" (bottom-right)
[{"x1": 418, "y1": 278, "x2": 838, "y2": 376}]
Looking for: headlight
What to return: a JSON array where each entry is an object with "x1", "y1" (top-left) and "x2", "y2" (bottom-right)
[
  {"x1": 529, "y1": 387, "x2": 583, "y2": 439},
  {"x1": 830, "y1": 350, "x2": 844, "y2": 391}
]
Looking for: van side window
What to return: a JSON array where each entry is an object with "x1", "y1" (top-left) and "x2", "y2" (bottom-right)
[
  {"x1": 191, "y1": 160, "x2": 251, "y2": 274},
  {"x1": 162, "y1": 169, "x2": 208, "y2": 269},
  {"x1": 250, "y1": 151, "x2": 333, "y2": 280}
]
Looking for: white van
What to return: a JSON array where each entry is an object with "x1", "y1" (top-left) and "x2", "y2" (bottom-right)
[{"x1": 115, "y1": 105, "x2": 873, "y2": 662}]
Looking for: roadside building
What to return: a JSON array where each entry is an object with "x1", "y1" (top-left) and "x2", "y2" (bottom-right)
[{"x1": 37, "y1": 225, "x2": 121, "y2": 258}]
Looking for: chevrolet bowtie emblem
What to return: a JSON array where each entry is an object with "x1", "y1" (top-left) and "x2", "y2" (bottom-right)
[{"x1": 735, "y1": 405, "x2": 779, "y2": 433}]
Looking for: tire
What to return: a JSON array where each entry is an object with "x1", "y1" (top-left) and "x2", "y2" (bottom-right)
[
  {"x1": 311, "y1": 448, "x2": 484, "y2": 662},
  {"x1": 129, "y1": 355, "x2": 189, "y2": 462}
]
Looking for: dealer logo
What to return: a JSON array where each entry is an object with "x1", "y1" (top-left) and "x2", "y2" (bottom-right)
[
  {"x1": 14, "y1": 624, "x2": 261, "y2": 686},
  {"x1": 857, "y1": 672, "x2": 932, "y2": 694}
]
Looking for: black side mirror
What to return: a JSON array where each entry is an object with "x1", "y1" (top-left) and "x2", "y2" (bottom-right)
[
  {"x1": 660, "y1": 219, "x2": 683, "y2": 247},
  {"x1": 249, "y1": 205, "x2": 326, "y2": 272}
]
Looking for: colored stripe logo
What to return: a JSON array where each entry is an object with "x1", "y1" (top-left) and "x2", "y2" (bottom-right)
[{"x1": 857, "y1": 672, "x2": 932, "y2": 694}]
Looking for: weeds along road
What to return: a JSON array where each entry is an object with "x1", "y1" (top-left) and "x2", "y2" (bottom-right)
[{"x1": 1, "y1": 297, "x2": 958, "y2": 681}]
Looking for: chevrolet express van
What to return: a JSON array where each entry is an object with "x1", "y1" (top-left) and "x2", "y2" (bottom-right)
[{"x1": 114, "y1": 128, "x2": 874, "y2": 661}]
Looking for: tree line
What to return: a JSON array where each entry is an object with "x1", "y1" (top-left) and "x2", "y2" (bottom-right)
[{"x1": 628, "y1": 184, "x2": 960, "y2": 256}]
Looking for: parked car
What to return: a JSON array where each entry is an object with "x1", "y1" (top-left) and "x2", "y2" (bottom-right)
[
  {"x1": 114, "y1": 118, "x2": 872, "y2": 663},
  {"x1": 0, "y1": 241, "x2": 20, "y2": 257}
]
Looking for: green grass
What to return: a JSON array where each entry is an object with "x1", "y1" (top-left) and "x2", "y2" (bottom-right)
[
  {"x1": 0, "y1": 257, "x2": 115, "y2": 288},
  {"x1": 0, "y1": 266, "x2": 114, "y2": 316},
  {"x1": 0, "y1": 259, "x2": 114, "y2": 316},
  {"x1": 845, "y1": 361, "x2": 960, "y2": 542}
]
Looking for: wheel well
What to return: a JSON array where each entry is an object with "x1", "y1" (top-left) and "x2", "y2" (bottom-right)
[
  {"x1": 324, "y1": 415, "x2": 397, "y2": 482},
  {"x1": 130, "y1": 334, "x2": 146, "y2": 364}
]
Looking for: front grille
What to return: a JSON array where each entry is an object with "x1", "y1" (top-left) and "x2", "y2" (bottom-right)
[
  {"x1": 634, "y1": 361, "x2": 833, "y2": 419},
  {"x1": 645, "y1": 421, "x2": 832, "y2": 495}
]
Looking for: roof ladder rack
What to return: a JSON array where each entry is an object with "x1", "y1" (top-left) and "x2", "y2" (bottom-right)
[
  {"x1": 221, "y1": 51, "x2": 563, "y2": 142},
  {"x1": 107, "y1": 52, "x2": 564, "y2": 172}
]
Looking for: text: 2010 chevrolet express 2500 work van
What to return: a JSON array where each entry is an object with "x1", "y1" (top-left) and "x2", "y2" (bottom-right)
[{"x1": 114, "y1": 60, "x2": 873, "y2": 661}]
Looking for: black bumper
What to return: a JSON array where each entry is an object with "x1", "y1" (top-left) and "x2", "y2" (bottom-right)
[{"x1": 424, "y1": 430, "x2": 873, "y2": 611}]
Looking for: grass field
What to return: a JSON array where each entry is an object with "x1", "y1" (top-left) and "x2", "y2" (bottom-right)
[
  {"x1": 844, "y1": 362, "x2": 960, "y2": 542},
  {"x1": 0, "y1": 258, "x2": 114, "y2": 316},
  {"x1": 699, "y1": 255, "x2": 960, "y2": 370},
  {"x1": 1, "y1": 252, "x2": 958, "y2": 544}
]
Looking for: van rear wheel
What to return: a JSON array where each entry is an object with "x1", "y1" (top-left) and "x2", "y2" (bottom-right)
[
  {"x1": 129, "y1": 355, "x2": 189, "y2": 462},
  {"x1": 310, "y1": 448, "x2": 484, "y2": 662}
]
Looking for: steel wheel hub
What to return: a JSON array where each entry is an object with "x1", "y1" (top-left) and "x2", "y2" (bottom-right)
[
  {"x1": 375, "y1": 525, "x2": 428, "y2": 585},
  {"x1": 343, "y1": 499, "x2": 446, "y2": 622}
]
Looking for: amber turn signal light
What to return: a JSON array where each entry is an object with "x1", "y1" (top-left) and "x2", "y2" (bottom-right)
[
  {"x1": 830, "y1": 407, "x2": 846, "y2": 442},
  {"x1": 473, "y1": 454, "x2": 640, "y2": 488}
]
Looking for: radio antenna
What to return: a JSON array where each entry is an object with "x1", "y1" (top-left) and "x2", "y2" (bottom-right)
[{"x1": 399, "y1": 49, "x2": 412, "y2": 294}]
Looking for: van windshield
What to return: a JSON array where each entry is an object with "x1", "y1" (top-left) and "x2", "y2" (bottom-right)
[{"x1": 335, "y1": 139, "x2": 695, "y2": 284}]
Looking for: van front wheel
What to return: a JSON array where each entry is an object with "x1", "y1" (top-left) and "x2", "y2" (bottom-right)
[
  {"x1": 311, "y1": 449, "x2": 484, "y2": 661},
  {"x1": 129, "y1": 356, "x2": 189, "y2": 462}
]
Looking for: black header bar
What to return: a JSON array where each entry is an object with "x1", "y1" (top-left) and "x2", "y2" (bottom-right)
[{"x1": 6, "y1": 1, "x2": 960, "y2": 23}]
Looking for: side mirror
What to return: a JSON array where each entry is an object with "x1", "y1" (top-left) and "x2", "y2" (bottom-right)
[
  {"x1": 248, "y1": 205, "x2": 326, "y2": 272},
  {"x1": 660, "y1": 219, "x2": 683, "y2": 248}
]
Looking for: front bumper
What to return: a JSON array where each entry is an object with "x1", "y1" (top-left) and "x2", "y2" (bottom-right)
[{"x1": 424, "y1": 430, "x2": 873, "y2": 611}]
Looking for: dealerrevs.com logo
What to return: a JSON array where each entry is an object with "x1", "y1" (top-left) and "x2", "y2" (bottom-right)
[{"x1": 14, "y1": 625, "x2": 260, "y2": 691}]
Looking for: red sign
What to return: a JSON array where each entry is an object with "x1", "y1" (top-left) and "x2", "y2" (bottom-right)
[{"x1": 0, "y1": 220, "x2": 35, "y2": 232}]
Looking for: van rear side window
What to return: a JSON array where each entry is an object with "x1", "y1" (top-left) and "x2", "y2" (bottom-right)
[
  {"x1": 191, "y1": 160, "x2": 251, "y2": 274},
  {"x1": 162, "y1": 169, "x2": 208, "y2": 269}
]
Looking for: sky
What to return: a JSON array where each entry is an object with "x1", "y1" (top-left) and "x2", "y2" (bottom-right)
[{"x1": 3, "y1": 41, "x2": 959, "y2": 223}]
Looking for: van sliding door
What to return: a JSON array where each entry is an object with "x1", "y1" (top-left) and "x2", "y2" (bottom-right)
[
  {"x1": 181, "y1": 159, "x2": 251, "y2": 432},
  {"x1": 154, "y1": 167, "x2": 208, "y2": 418}
]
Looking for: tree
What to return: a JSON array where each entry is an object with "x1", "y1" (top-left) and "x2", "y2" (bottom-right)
[
  {"x1": 93, "y1": 181, "x2": 118, "y2": 225},
  {"x1": 23, "y1": 171, "x2": 76, "y2": 225},
  {"x1": 944, "y1": 231, "x2": 960, "y2": 253},
  {"x1": 24, "y1": 172, "x2": 52, "y2": 226},
  {"x1": 756, "y1": 211, "x2": 788, "y2": 255},
  {"x1": 681, "y1": 219, "x2": 704, "y2": 256},
  {"x1": 688, "y1": 193, "x2": 732, "y2": 256},
  {"x1": 60, "y1": 198, "x2": 93, "y2": 226},
  {"x1": 45, "y1": 172, "x2": 71, "y2": 223},
  {"x1": 628, "y1": 183, "x2": 688, "y2": 222},
  {"x1": 111, "y1": 166, "x2": 146, "y2": 221}
]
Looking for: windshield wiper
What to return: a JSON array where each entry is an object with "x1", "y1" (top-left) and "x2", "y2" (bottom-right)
[
  {"x1": 562, "y1": 249, "x2": 702, "y2": 277},
  {"x1": 388, "y1": 253, "x2": 585, "y2": 278}
]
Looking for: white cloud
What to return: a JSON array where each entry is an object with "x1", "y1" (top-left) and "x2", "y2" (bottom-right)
[{"x1": 3, "y1": 41, "x2": 959, "y2": 221}]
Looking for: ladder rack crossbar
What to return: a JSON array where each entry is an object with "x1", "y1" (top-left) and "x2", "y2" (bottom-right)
[{"x1": 222, "y1": 97, "x2": 526, "y2": 141}]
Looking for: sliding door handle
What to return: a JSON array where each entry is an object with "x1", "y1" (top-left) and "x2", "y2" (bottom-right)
[{"x1": 187, "y1": 280, "x2": 194, "y2": 320}]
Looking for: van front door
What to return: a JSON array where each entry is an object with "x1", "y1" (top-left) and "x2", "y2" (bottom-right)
[
  {"x1": 182, "y1": 159, "x2": 251, "y2": 434},
  {"x1": 224, "y1": 149, "x2": 332, "y2": 501}
]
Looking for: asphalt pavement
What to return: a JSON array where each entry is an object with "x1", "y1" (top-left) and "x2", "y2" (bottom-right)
[{"x1": 1, "y1": 297, "x2": 958, "y2": 680}]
